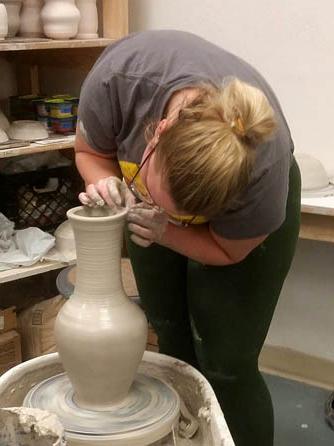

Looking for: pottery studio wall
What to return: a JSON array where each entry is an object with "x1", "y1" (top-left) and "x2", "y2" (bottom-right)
[{"x1": 129, "y1": 0, "x2": 334, "y2": 366}]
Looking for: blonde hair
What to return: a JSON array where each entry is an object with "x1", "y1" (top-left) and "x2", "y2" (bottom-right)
[{"x1": 153, "y1": 78, "x2": 277, "y2": 217}]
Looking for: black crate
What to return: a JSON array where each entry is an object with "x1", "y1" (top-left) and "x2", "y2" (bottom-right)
[{"x1": 0, "y1": 165, "x2": 83, "y2": 233}]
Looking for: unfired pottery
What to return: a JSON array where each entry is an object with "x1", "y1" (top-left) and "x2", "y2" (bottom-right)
[
  {"x1": 0, "y1": 4, "x2": 8, "y2": 40},
  {"x1": 2, "y1": 0, "x2": 22, "y2": 38},
  {"x1": 55, "y1": 206, "x2": 148, "y2": 410},
  {"x1": 8, "y1": 120, "x2": 49, "y2": 141},
  {"x1": 295, "y1": 152, "x2": 334, "y2": 198},
  {"x1": 54, "y1": 219, "x2": 75, "y2": 260},
  {"x1": 0, "y1": 108, "x2": 10, "y2": 132},
  {"x1": 75, "y1": 0, "x2": 98, "y2": 39},
  {"x1": 41, "y1": 0, "x2": 80, "y2": 40},
  {"x1": 19, "y1": 0, "x2": 43, "y2": 38},
  {"x1": 0, "y1": 128, "x2": 9, "y2": 143}
]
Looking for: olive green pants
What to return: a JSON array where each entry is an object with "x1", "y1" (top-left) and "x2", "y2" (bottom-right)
[{"x1": 125, "y1": 158, "x2": 301, "y2": 446}]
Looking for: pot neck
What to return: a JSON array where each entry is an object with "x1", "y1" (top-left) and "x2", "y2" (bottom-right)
[{"x1": 70, "y1": 216, "x2": 126, "y2": 305}]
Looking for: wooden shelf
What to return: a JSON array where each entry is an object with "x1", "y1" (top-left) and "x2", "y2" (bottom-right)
[
  {"x1": 301, "y1": 203, "x2": 334, "y2": 217},
  {"x1": 0, "y1": 135, "x2": 75, "y2": 158},
  {"x1": 0, "y1": 37, "x2": 115, "y2": 52},
  {"x1": 300, "y1": 197, "x2": 334, "y2": 243},
  {"x1": 0, "y1": 256, "x2": 76, "y2": 284}
]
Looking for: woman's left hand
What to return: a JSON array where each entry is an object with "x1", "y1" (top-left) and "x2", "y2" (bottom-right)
[{"x1": 127, "y1": 203, "x2": 169, "y2": 247}]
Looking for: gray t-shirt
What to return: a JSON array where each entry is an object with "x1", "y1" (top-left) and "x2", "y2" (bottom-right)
[{"x1": 78, "y1": 29, "x2": 294, "y2": 239}]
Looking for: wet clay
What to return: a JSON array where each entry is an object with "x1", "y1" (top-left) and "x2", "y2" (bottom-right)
[
  {"x1": 0, "y1": 407, "x2": 66, "y2": 446},
  {"x1": 55, "y1": 206, "x2": 148, "y2": 410}
]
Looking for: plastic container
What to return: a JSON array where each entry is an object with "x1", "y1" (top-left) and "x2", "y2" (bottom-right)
[
  {"x1": 34, "y1": 99, "x2": 49, "y2": 117},
  {"x1": 47, "y1": 99, "x2": 73, "y2": 119},
  {"x1": 50, "y1": 117, "x2": 75, "y2": 134}
]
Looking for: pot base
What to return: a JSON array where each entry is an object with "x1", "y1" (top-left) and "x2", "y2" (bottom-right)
[{"x1": 23, "y1": 371, "x2": 180, "y2": 446}]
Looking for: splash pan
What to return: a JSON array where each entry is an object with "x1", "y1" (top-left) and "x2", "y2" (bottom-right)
[
  {"x1": 0, "y1": 351, "x2": 235, "y2": 445},
  {"x1": 23, "y1": 372, "x2": 179, "y2": 445}
]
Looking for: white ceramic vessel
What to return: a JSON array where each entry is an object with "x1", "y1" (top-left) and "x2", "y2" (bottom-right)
[
  {"x1": 19, "y1": 0, "x2": 43, "y2": 37},
  {"x1": 41, "y1": 0, "x2": 80, "y2": 40},
  {"x1": 0, "y1": 128, "x2": 9, "y2": 143},
  {"x1": 2, "y1": 0, "x2": 22, "y2": 38},
  {"x1": 8, "y1": 120, "x2": 49, "y2": 141},
  {"x1": 0, "y1": 108, "x2": 10, "y2": 131},
  {"x1": 75, "y1": 0, "x2": 98, "y2": 39},
  {"x1": 295, "y1": 152, "x2": 334, "y2": 198},
  {"x1": 54, "y1": 219, "x2": 75, "y2": 260},
  {"x1": 55, "y1": 206, "x2": 148, "y2": 410},
  {"x1": 0, "y1": 4, "x2": 8, "y2": 40}
]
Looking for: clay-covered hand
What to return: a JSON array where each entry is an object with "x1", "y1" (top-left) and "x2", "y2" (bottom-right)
[
  {"x1": 79, "y1": 176, "x2": 135, "y2": 209},
  {"x1": 127, "y1": 203, "x2": 169, "y2": 247}
]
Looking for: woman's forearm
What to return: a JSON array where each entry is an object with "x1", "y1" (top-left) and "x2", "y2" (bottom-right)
[
  {"x1": 74, "y1": 131, "x2": 122, "y2": 185},
  {"x1": 75, "y1": 151, "x2": 122, "y2": 185},
  {"x1": 160, "y1": 223, "x2": 235, "y2": 266}
]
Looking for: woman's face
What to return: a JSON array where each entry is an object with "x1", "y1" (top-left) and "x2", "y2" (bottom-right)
[{"x1": 139, "y1": 140, "x2": 180, "y2": 215}]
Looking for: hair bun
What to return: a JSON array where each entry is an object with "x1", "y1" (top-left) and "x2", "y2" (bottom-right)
[
  {"x1": 230, "y1": 117, "x2": 246, "y2": 137},
  {"x1": 220, "y1": 78, "x2": 277, "y2": 146}
]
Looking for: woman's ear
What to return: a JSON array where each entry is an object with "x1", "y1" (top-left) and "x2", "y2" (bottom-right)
[{"x1": 154, "y1": 119, "x2": 171, "y2": 139}]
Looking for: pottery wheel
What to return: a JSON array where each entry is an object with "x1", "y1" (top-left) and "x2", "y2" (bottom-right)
[{"x1": 23, "y1": 372, "x2": 180, "y2": 446}]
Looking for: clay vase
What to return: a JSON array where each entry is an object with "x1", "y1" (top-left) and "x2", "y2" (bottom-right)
[
  {"x1": 2, "y1": 0, "x2": 22, "y2": 38},
  {"x1": 19, "y1": 0, "x2": 43, "y2": 38},
  {"x1": 0, "y1": 109, "x2": 10, "y2": 132},
  {"x1": 0, "y1": 4, "x2": 8, "y2": 40},
  {"x1": 55, "y1": 206, "x2": 148, "y2": 410},
  {"x1": 75, "y1": 0, "x2": 98, "y2": 39},
  {"x1": 41, "y1": 0, "x2": 80, "y2": 40}
]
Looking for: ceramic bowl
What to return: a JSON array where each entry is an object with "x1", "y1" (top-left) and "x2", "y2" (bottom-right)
[
  {"x1": 0, "y1": 128, "x2": 9, "y2": 143},
  {"x1": 8, "y1": 120, "x2": 49, "y2": 141},
  {"x1": 54, "y1": 219, "x2": 75, "y2": 258},
  {"x1": 295, "y1": 152, "x2": 334, "y2": 197},
  {"x1": 0, "y1": 109, "x2": 10, "y2": 132}
]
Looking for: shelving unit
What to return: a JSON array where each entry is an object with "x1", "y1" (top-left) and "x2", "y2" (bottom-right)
[
  {"x1": 0, "y1": 135, "x2": 75, "y2": 158},
  {"x1": 0, "y1": 37, "x2": 115, "y2": 52},
  {"x1": 0, "y1": 255, "x2": 76, "y2": 284},
  {"x1": 300, "y1": 198, "x2": 334, "y2": 243},
  {"x1": 0, "y1": 1, "x2": 129, "y2": 284}
]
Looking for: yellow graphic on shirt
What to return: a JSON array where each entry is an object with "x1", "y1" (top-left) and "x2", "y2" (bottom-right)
[{"x1": 119, "y1": 160, "x2": 207, "y2": 225}]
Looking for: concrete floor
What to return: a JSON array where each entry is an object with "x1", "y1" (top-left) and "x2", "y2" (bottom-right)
[{"x1": 264, "y1": 373, "x2": 334, "y2": 445}]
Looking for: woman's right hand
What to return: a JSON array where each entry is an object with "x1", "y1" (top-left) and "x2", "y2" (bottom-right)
[{"x1": 79, "y1": 176, "x2": 135, "y2": 210}]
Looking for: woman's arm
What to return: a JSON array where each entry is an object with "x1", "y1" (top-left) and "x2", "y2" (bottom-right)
[
  {"x1": 160, "y1": 223, "x2": 267, "y2": 265},
  {"x1": 74, "y1": 129, "x2": 122, "y2": 185}
]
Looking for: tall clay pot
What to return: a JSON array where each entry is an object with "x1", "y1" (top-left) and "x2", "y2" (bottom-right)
[
  {"x1": 41, "y1": 0, "x2": 80, "y2": 40},
  {"x1": 2, "y1": 0, "x2": 22, "y2": 37},
  {"x1": 0, "y1": 4, "x2": 8, "y2": 40},
  {"x1": 75, "y1": 0, "x2": 98, "y2": 39},
  {"x1": 55, "y1": 206, "x2": 148, "y2": 410},
  {"x1": 19, "y1": 0, "x2": 43, "y2": 38}
]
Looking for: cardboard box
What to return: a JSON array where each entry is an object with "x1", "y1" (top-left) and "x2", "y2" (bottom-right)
[
  {"x1": 18, "y1": 295, "x2": 65, "y2": 361},
  {"x1": 0, "y1": 330, "x2": 22, "y2": 374},
  {"x1": 147, "y1": 324, "x2": 159, "y2": 353},
  {"x1": 0, "y1": 307, "x2": 17, "y2": 335}
]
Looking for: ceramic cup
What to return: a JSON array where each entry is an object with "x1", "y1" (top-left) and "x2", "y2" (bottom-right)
[
  {"x1": 19, "y1": 0, "x2": 43, "y2": 37},
  {"x1": 2, "y1": 0, "x2": 22, "y2": 38},
  {"x1": 0, "y1": 4, "x2": 8, "y2": 39},
  {"x1": 76, "y1": 0, "x2": 98, "y2": 39}
]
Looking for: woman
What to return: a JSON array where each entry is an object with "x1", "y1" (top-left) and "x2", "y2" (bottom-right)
[{"x1": 75, "y1": 30, "x2": 301, "y2": 446}]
